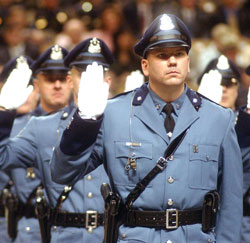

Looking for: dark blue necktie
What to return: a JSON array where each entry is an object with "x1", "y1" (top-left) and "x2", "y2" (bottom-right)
[{"x1": 163, "y1": 103, "x2": 175, "y2": 135}]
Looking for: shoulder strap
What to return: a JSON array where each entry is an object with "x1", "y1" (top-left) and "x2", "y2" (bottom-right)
[{"x1": 125, "y1": 128, "x2": 189, "y2": 209}]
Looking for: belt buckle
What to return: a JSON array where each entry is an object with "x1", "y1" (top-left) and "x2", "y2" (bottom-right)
[
  {"x1": 166, "y1": 209, "x2": 178, "y2": 229},
  {"x1": 86, "y1": 210, "x2": 98, "y2": 232}
]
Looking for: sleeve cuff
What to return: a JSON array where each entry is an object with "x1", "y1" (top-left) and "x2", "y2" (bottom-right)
[
  {"x1": 60, "y1": 109, "x2": 103, "y2": 155},
  {"x1": 0, "y1": 110, "x2": 16, "y2": 140}
]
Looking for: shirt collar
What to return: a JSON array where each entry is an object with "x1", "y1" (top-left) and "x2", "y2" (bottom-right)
[{"x1": 148, "y1": 84, "x2": 187, "y2": 116}]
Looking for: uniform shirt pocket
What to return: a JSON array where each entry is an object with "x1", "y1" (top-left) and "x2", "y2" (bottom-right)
[
  {"x1": 114, "y1": 141, "x2": 152, "y2": 185},
  {"x1": 188, "y1": 144, "x2": 219, "y2": 190}
]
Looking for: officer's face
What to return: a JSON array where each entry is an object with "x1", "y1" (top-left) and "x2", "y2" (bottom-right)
[
  {"x1": 220, "y1": 84, "x2": 238, "y2": 110},
  {"x1": 69, "y1": 67, "x2": 81, "y2": 104},
  {"x1": 34, "y1": 72, "x2": 73, "y2": 113},
  {"x1": 141, "y1": 46, "x2": 190, "y2": 98}
]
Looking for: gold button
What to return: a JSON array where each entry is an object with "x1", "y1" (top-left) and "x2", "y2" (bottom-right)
[
  {"x1": 168, "y1": 176, "x2": 174, "y2": 184},
  {"x1": 168, "y1": 155, "x2": 174, "y2": 161},
  {"x1": 88, "y1": 192, "x2": 93, "y2": 198},
  {"x1": 121, "y1": 233, "x2": 126, "y2": 239},
  {"x1": 86, "y1": 175, "x2": 92, "y2": 180},
  {"x1": 168, "y1": 199, "x2": 174, "y2": 206},
  {"x1": 25, "y1": 227, "x2": 30, "y2": 232}
]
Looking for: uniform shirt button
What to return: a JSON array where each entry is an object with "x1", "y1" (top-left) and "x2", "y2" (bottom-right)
[
  {"x1": 121, "y1": 233, "x2": 126, "y2": 239},
  {"x1": 207, "y1": 239, "x2": 212, "y2": 243},
  {"x1": 88, "y1": 192, "x2": 93, "y2": 198},
  {"x1": 167, "y1": 199, "x2": 174, "y2": 206},
  {"x1": 176, "y1": 104, "x2": 180, "y2": 110},
  {"x1": 166, "y1": 240, "x2": 172, "y2": 243},
  {"x1": 52, "y1": 226, "x2": 57, "y2": 231},
  {"x1": 130, "y1": 152, "x2": 135, "y2": 157},
  {"x1": 25, "y1": 226, "x2": 30, "y2": 232},
  {"x1": 168, "y1": 155, "x2": 174, "y2": 161},
  {"x1": 168, "y1": 176, "x2": 174, "y2": 184},
  {"x1": 86, "y1": 175, "x2": 92, "y2": 180}
]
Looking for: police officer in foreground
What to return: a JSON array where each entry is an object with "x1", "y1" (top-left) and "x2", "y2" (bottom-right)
[
  {"x1": 197, "y1": 55, "x2": 250, "y2": 242},
  {"x1": 51, "y1": 14, "x2": 242, "y2": 242},
  {"x1": 0, "y1": 38, "x2": 112, "y2": 242},
  {"x1": 0, "y1": 45, "x2": 72, "y2": 242}
]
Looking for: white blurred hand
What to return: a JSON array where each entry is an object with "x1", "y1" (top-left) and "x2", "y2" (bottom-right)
[
  {"x1": 198, "y1": 69, "x2": 223, "y2": 104},
  {"x1": 78, "y1": 62, "x2": 109, "y2": 119},
  {"x1": 124, "y1": 70, "x2": 144, "y2": 92},
  {"x1": 0, "y1": 65, "x2": 33, "y2": 110}
]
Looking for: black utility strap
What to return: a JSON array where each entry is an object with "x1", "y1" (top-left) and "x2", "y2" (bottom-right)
[{"x1": 125, "y1": 128, "x2": 189, "y2": 209}]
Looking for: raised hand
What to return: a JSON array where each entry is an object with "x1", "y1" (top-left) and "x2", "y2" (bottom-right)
[
  {"x1": 0, "y1": 60, "x2": 33, "y2": 110},
  {"x1": 78, "y1": 62, "x2": 109, "y2": 119}
]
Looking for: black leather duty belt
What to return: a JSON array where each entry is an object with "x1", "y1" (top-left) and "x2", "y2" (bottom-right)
[
  {"x1": 125, "y1": 208, "x2": 202, "y2": 229},
  {"x1": 19, "y1": 202, "x2": 36, "y2": 218},
  {"x1": 0, "y1": 203, "x2": 4, "y2": 217},
  {"x1": 49, "y1": 209, "x2": 104, "y2": 229}
]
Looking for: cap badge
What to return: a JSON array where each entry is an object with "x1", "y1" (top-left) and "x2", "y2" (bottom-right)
[
  {"x1": 160, "y1": 14, "x2": 174, "y2": 31},
  {"x1": 16, "y1": 56, "x2": 29, "y2": 69},
  {"x1": 88, "y1": 37, "x2": 101, "y2": 53},
  {"x1": 50, "y1": 45, "x2": 63, "y2": 60},
  {"x1": 217, "y1": 55, "x2": 229, "y2": 70}
]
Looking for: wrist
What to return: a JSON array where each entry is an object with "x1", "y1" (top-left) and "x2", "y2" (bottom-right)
[{"x1": 78, "y1": 110, "x2": 98, "y2": 120}]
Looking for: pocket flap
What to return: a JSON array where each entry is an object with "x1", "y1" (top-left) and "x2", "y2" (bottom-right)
[
  {"x1": 115, "y1": 141, "x2": 152, "y2": 159},
  {"x1": 189, "y1": 144, "x2": 219, "y2": 162}
]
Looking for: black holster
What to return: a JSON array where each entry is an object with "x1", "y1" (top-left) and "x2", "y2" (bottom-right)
[
  {"x1": 35, "y1": 187, "x2": 51, "y2": 243},
  {"x1": 202, "y1": 190, "x2": 220, "y2": 233},
  {"x1": 101, "y1": 183, "x2": 123, "y2": 243},
  {"x1": 4, "y1": 189, "x2": 19, "y2": 239}
]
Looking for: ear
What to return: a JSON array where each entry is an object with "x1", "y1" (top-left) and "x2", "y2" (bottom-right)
[
  {"x1": 33, "y1": 79, "x2": 39, "y2": 92},
  {"x1": 141, "y1": 59, "x2": 149, "y2": 77},
  {"x1": 187, "y1": 56, "x2": 190, "y2": 73},
  {"x1": 66, "y1": 75, "x2": 74, "y2": 89}
]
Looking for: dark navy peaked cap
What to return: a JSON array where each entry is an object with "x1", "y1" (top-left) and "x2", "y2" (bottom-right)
[
  {"x1": 0, "y1": 56, "x2": 33, "y2": 83},
  {"x1": 198, "y1": 55, "x2": 241, "y2": 86},
  {"x1": 64, "y1": 37, "x2": 114, "y2": 71},
  {"x1": 134, "y1": 14, "x2": 191, "y2": 58},
  {"x1": 31, "y1": 45, "x2": 69, "y2": 75}
]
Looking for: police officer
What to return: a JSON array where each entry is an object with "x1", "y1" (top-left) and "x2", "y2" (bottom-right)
[
  {"x1": 197, "y1": 55, "x2": 250, "y2": 242},
  {"x1": 0, "y1": 56, "x2": 34, "y2": 243},
  {"x1": 0, "y1": 55, "x2": 40, "y2": 243},
  {"x1": 0, "y1": 38, "x2": 112, "y2": 243},
  {"x1": 0, "y1": 45, "x2": 72, "y2": 242},
  {"x1": 51, "y1": 14, "x2": 243, "y2": 242}
]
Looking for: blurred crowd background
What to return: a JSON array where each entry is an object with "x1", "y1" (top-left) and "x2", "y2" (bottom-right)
[{"x1": 0, "y1": 0, "x2": 250, "y2": 99}]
